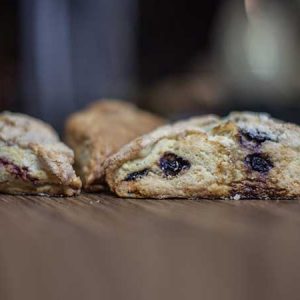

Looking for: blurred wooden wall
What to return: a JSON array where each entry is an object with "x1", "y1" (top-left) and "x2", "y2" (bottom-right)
[
  {"x1": 0, "y1": 1, "x2": 18, "y2": 112},
  {"x1": 20, "y1": 0, "x2": 137, "y2": 131}
]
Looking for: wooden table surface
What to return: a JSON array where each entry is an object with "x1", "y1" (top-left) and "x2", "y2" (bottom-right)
[{"x1": 0, "y1": 193, "x2": 300, "y2": 300}]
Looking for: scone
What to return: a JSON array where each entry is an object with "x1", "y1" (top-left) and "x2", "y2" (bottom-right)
[
  {"x1": 65, "y1": 100, "x2": 165, "y2": 190},
  {"x1": 0, "y1": 112, "x2": 81, "y2": 196},
  {"x1": 106, "y1": 112, "x2": 300, "y2": 199}
]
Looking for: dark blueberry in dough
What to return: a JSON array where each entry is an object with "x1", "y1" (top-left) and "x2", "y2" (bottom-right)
[
  {"x1": 0, "y1": 157, "x2": 38, "y2": 183},
  {"x1": 125, "y1": 168, "x2": 149, "y2": 181},
  {"x1": 245, "y1": 153, "x2": 274, "y2": 173},
  {"x1": 239, "y1": 128, "x2": 276, "y2": 147},
  {"x1": 159, "y1": 152, "x2": 191, "y2": 177}
]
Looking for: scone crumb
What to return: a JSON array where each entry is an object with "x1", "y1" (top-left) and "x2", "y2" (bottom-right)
[{"x1": 232, "y1": 194, "x2": 241, "y2": 201}]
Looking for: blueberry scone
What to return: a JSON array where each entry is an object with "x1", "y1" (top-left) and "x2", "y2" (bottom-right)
[
  {"x1": 106, "y1": 112, "x2": 300, "y2": 199},
  {"x1": 65, "y1": 100, "x2": 164, "y2": 190},
  {"x1": 0, "y1": 112, "x2": 81, "y2": 196}
]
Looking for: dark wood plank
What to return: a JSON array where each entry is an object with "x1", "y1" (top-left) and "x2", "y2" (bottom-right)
[{"x1": 0, "y1": 193, "x2": 300, "y2": 300}]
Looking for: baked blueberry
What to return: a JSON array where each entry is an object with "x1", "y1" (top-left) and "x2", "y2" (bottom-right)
[
  {"x1": 245, "y1": 153, "x2": 273, "y2": 173},
  {"x1": 239, "y1": 128, "x2": 277, "y2": 148},
  {"x1": 159, "y1": 152, "x2": 191, "y2": 177},
  {"x1": 125, "y1": 168, "x2": 149, "y2": 181},
  {"x1": 0, "y1": 158, "x2": 37, "y2": 183}
]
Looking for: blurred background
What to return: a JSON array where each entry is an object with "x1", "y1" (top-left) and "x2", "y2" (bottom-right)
[{"x1": 1, "y1": 0, "x2": 300, "y2": 130}]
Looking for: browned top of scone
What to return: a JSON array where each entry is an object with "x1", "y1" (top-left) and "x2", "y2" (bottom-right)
[{"x1": 64, "y1": 100, "x2": 165, "y2": 188}]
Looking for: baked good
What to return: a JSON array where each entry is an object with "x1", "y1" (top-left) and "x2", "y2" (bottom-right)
[
  {"x1": 106, "y1": 112, "x2": 300, "y2": 199},
  {"x1": 65, "y1": 100, "x2": 165, "y2": 190},
  {"x1": 142, "y1": 74, "x2": 220, "y2": 116},
  {"x1": 0, "y1": 112, "x2": 81, "y2": 196}
]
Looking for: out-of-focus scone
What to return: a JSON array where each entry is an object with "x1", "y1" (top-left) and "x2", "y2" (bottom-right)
[
  {"x1": 106, "y1": 112, "x2": 300, "y2": 199},
  {"x1": 65, "y1": 100, "x2": 165, "y2": 190},
  {"x1": 0, "y1": 112, "x2": 81, "y2": 196}
]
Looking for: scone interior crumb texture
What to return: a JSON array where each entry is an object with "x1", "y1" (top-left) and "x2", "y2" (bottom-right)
[
  {"x1": 64, "y1": 100, "x2": 165, "y2": 190},
  {"x1": 106, "y1": 112, "x2": 300, "y2": 199},
  {"x1": 0, "y1": 112, "x2": 81, "y2": 196}
]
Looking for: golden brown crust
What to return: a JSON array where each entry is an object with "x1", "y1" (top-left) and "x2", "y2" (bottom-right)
[
  {"x1": 105, "y1": 112, "x2": 300, "y2": 199},
  {"x1": 64, "y1": 100, "x2": 165, "y2": 189},
  {"x1": 0, "y1": 112, "x2": 81, "y2": 196}
]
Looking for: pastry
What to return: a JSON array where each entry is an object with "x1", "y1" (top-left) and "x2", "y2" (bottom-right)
[
  {"x1": 0, "y1": 112, "x2": 81, "y2": 196},
  {"x1": 106, "y1": 112, "x2": 300, "y2": 199},
  {"x1": 65, "y1": 100, "x2": 165, "y2": 190}
]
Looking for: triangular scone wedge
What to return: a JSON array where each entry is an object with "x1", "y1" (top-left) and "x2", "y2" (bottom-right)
[
  {"x1": 106, "y1": 112, "x2": 300, "y2": 199},
  {"x1": 65, "y1": 100, "x2": 165, "y2": 191},
  {"x1": 0, "y1": 112, "x2": 81, "y2": 196}
]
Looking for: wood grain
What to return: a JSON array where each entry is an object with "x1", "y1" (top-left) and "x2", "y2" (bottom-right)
[{"x1": 0, "y1": 193, "x2": 300, "y2": 300}]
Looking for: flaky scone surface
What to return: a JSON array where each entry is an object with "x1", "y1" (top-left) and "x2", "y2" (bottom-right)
[
  {"x1": 106, "y1": 112, "x2": 300, "y2": 199},
  {"x1": 65, "y1": 100, "x2": 164, "y2": 190},
  {"x1": 0, "y1": 112, "x2": 81, "y2": 196}
]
